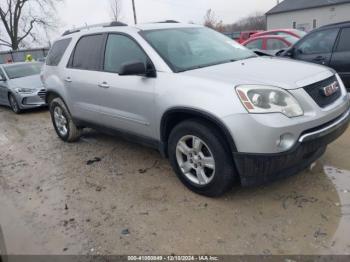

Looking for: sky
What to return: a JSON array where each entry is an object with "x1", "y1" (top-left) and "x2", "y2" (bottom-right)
[{"x1": 55, "y1": 0, "x2": 277, "y2": 37}]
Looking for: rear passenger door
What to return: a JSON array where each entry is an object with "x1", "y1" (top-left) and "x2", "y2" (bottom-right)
[
  {"x1": 65, "y1": 34, "x2": 107, "y2": 123},
  {"x1": 97, "y1": 33, "x2": 156, "y2": 138},
  {"x1": 330, "y1": 27, "x2": 350, "y2": 90},
  {"x1": 293, "y1": 28, "x2": 339, "y2": 66}
]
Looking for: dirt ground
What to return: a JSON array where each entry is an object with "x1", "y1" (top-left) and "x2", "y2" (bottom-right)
[{"x1": 0, "y1": 106, "x2": 350, "y2": 256}]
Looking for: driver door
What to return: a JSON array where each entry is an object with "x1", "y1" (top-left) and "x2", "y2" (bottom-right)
[
  {"x1": 97, "y1": 33, "x2": 156, "y2": 138},
  {"x1": 293, "y1": 28, "x2": 339, "y2": 66}
]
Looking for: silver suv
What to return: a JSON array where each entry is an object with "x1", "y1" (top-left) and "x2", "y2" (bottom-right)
[{"x1": 42, "y1": 22, "x2": 350, "y2": 197}]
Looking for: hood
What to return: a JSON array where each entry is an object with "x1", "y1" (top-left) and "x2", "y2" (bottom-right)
[
  {"x1": 181, "y1": 57, "x2": 333, "y2": 90},
  {"x1": 8, "y1": 74, "x2": 43, "y2": 90}
]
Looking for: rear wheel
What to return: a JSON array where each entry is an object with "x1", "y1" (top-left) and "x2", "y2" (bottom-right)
[
  {"x1": 168, "y1": 119, "x2": 237, "y2": 197},
  {"x1": 49, "y1": 97, "x2": 81, "y2": 142},
  {"x1": 8, "y1": 94, "x2": 21, "y2": 114}
]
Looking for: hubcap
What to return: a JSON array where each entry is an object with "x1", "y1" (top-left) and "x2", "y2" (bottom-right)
[
  {"x1": 54, "y1": 106, "x2": 68, "y2": 137},
  {"x1": 176, "y1": 135, "x2": 215, "y2": 186}
]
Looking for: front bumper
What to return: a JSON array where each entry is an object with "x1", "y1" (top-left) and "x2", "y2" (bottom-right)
[
  {"x1": 16, "y1": 89, "x2": 47, "y2": 109},
  {"x1": 234, "y1": 108, "x2": 350, "y2": 186}
]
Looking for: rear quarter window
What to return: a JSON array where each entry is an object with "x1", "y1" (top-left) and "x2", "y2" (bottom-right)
[{"x1": 46, "y1": 38, "x2": 72, "y2": 66}]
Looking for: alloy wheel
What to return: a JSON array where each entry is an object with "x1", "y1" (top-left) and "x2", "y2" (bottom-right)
[
  {"x1": 176, "y1": 135, "x2": 216, "y2": 186},
  {"x1": 53, "y1": 106, "x2": 68, "y2": 137}
]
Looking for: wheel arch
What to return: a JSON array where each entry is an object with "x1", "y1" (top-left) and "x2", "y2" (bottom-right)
[
  {"x1": 160, "y1": 107, "x2": 237, "y2": 158},
  {"x1": 45, "y1": 90, "x2": 62, "y2": 105}
]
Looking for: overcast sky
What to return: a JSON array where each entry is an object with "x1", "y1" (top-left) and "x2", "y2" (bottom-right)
[{"x1": 55, "y1": 0, "x2": 277, "y2": 36}]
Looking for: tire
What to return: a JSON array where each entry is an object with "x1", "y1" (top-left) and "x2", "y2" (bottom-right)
[
  {"x1": 168, "y1": 119, "x2": 237, "y2": 197},
  {"x1": 8, "y1": 94, "x2": 21, "y2": 114},
  {"x1": 49, "y1": 97, "x2": 81, "y2": 142}
]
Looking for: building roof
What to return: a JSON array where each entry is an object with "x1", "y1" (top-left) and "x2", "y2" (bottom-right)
[{"x1": 266, "y1": 0, "x2": 350, "y2": 15}]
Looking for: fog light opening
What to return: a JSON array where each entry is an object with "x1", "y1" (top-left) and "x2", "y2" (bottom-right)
[{"x1": 277, "y1": 133, "x2": 295, "y2": 150}]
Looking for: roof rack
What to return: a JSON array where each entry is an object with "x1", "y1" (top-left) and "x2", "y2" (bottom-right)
[
  {"x1": 62, "y1": 21, "x2": 128, "y2": 36},
  {"x1": 106, "y1": 21, "x2": 128, "y2": 27},
  {"x1": 157, "y1": 20, "x2": 180, "y2": 23}
]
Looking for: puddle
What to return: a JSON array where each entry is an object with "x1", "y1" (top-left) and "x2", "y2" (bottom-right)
[{"x1": 323, "y1": 166, "x2": 350, "y2": 254}]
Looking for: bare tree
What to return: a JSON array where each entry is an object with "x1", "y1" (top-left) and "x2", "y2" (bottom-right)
[
  {"x1": 223, "y1": 13, "x2": 267, "y2": 32},
  {"x1": 109, "y1": 0, "x2": 123, "y2": 22},
  {"x1": 0, "y1": 0, "x2": 62, "y2": 50},
  {"x1": 203, "y1": 9, "x2": 217, "y2": 29},
  {"x1": 203, "y1": 9, "x2": 226, "y2": 32}
]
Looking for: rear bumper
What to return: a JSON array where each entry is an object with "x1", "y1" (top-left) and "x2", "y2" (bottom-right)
[{"x1": 234, "y1": 108, "x2": 350, "y2": 186}]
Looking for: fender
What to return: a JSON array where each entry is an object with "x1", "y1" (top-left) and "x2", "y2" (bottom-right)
[{"x1": 160, "y1": 107, "x2": 238, "y2": 157}]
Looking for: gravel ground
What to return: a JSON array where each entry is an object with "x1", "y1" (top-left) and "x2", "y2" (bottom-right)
[{"x1": 0, "y1": 107, "x2": 350, "y2": 255}]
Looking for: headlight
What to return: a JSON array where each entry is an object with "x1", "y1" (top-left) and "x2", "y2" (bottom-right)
[
  {"x1": 15, "y1": 88, "x2": 36, "y2": 94},
  {"x1": 236, "y1": 85, "x2": 303, "y2": 118}
]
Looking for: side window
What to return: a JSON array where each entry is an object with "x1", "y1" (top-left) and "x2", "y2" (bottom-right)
[
  {"x1": 245, "y1": 39, "x2": 263, "y2": 50},
  {"x1": 104, "y1": 34, "x2": 148, "y2": 73},
  {"x1": 46, "y1": 38, "x2": 72, "y2": 66},
  {"x1": 336, "y1": 28, "x2": 350, "y2": 52},
  {"x1": 71, "y1": 34, "x2": 105, "y2": 71},
  {"x1": 296, "y1": 28, "x2": 339, "y2": 54},
  {"x1": 0, "y1": 68, "x2": 6, "y2": 80},
  {"x1": 266, "y1": 39, "x2": 288, "y2": 50}
]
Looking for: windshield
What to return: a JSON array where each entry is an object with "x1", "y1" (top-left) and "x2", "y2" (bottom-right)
[
  {"x1": 4, "y1": 63, "x2": 42, "y2": 79},
  {"x1": 142, "y1": 27, "x2": 256, "y2": 72},
  {"x1": 284, "y1": 35, "x2": 299, "y2": 44},
  {"x1": 292, "y1": 29, "x2": 307, "y2": 38}
]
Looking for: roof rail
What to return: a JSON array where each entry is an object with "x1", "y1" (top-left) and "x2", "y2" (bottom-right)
[
  {"x1": 105, "y1": 21, "x2": 128, "y2": 27},
  {"x1": 157, "y1": 20, "x2": 180, "y2": 23},
  {"x1": 62, "y1": 21, "x2": 128, "y2": 36}
]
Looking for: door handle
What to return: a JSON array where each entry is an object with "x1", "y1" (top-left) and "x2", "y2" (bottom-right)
[
  {"x1": 65, "y1": 77, "x2": 72, "y2": 83},
  {"x1": 98, "y1": 82, "x2": 110, "y2": 88},
  {"x1": 313, "y1": 56, "x2": 325, "y2": 61}
]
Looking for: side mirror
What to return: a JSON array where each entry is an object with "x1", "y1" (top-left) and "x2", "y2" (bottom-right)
[
  {"x1": 282, "y1": 47, "x2": 295, "y2": 58},
  {"x1": 0, "y1": 75, "x2": 6, "y2": 81},
  {"x1": 119, "y1": 61, "x2": 156, "y2": 77},
  {"x1": 119, "y1": 61, "x2": 146, "y2": 76}
]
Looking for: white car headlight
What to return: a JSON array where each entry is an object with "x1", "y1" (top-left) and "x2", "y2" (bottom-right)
[
  {"x1": 236, "y1": 85, "x2": 304, "y2": 118},
  {"x1": 15, "y1": 88, "x2": 36, "y2": 94}
]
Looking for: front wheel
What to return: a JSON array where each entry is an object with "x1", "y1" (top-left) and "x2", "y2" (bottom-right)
[
  {"x1": 168, "y1": 119, "x2": 237, "y2": 197},
  {"x1": 49, "y1": 97, "x2": 81, "y2": 142},
  {"x1": 9, "y1": 94, "x2": 21, "y2": 114}
]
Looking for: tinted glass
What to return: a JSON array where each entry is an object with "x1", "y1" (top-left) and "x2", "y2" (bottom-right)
[
  {"x1": 297, "y1": 28, "x2": 339, "y2": 54},
  {"x1": 71, "y1": 34, "x2": 105, "y2": 71},
  {"x1": 0, "y1": 68, "x2": 6, "y2": 80},
  {"x1": 46, "y1": 38, "x2": 71, "y2": 66},
  {"x1": 142, "y1": 27, "x2": 256, "y2": 72},
  {"x1": 283, "y1": 35, "x2": 299, "y2": 45},
  {"x1": 336, "y1": 28, "x2": 350, "y2": 52},
  {"x1": 245, "y1": 39, "x2": 263, "y2": 50},
  {"x1": 104, "y1": 34, "x2": 148, "y2": 73},
  {"x1": 266, "y1": 39, "x2": 288, "y2": 50},
  {"x1": 4, "y1": 63, "x2": 42, "y2": 79}
]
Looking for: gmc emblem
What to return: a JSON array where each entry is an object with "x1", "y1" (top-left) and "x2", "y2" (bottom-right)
[{"x1": 321, "y1": 81, "x2": 339, "y2": 97}]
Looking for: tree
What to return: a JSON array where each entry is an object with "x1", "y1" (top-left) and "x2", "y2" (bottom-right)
[
  {"x1": 223, "y1": 13, "x2": 267, "y2": 32},
  {"x1": 203, "y1": 9, "x2": 225, "y2": 33},
  {"x1": 203, "y1": 9, "x2": 217, "y2": 29},
  {"x1": 109, "y1": 0, "x2": 123, "y2": 22},
  {"x1": 0, "y1": 0, "x2": 62, "y2": 50}
]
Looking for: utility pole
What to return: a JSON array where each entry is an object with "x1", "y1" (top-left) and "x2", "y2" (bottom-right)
[{"x1": 132, "y1": 0, "x2": 137, "y2": 24}]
